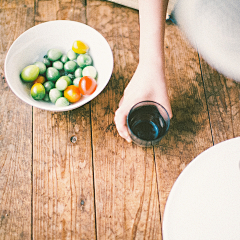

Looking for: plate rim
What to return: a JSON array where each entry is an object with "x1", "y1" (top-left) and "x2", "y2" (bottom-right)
[{"x1": 162, "y1": 137, "x2": 240, "y2": 239}]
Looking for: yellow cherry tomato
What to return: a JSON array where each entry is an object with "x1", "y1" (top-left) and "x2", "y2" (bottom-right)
[
  {"x1": 72, "y1": 40, "x2": 89, "y2": 54},
  {"x1": 31, "y1": 83, "x2": 45, "y2": 100}
]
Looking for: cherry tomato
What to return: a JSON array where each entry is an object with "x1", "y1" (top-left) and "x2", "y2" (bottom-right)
[
  {"x1": 31, "y1": 83, "x2": 45, "y2": 100},
  {"x1": 21, "y1": 65, "x2": 39, "y2": 82},
  {"x1": 46, "y1": 67, "x2": 60, "y2": 81},
  {"x1": 64, "y1": 85, "x2": 81, "y2": 103},
  {"x1": 33, "y1": 75, "x2": 45, "y2": 84},
  {"x1": 72, "y1": 40, "x2": 89, "y2": 54},
  {"x1": 79, "y1": 76, "x2": 97, "y2": 95}
]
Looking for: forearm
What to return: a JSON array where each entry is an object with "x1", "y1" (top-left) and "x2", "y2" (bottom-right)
[
  {"x1": 114, "y1": 0, "x2": 172, "y2": 142},
  {"x1": 138, "y1": 0, "x2": 169, "y2": 66}
]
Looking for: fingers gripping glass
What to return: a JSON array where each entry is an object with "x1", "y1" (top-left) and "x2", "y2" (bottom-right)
[{"x1": 127, "y1": 101, "x2": 170, "y2": 147}]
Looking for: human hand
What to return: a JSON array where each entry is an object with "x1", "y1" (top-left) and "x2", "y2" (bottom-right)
[{"x1": 114, "y1": 62, "x2": 172, "y2": 142}]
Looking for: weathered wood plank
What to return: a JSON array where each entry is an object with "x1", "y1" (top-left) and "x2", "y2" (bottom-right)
[
  {"x1": 0, "y1": 0, "x2": 33, "y2": 9},
  {"x1": 0, "y1": 7, "x2": 34, "y2": 54},
  {"x1": 154, "y1": 22, "x2": 214, "y2": 218},
  {"x1": 35, "y1": 0, "x2": 86, "y2": 24},
  {"x1": 0, "y1": 5, "x2": 34, "y2": 240},
  {"x1": 33, "y1": 109, "x2": 96, "y2": 239},
  {"x1": 199, "y1": 58, "x2": 240, "y2": 144},
  {"x1": 87, "y1": 1, "x2": 162, "y2": 239},
  {"x1": 32, "y1": 0, "x2": 96, "y2": 239}
]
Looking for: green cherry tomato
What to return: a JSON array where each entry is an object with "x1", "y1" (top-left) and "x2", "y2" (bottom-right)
[
  {"x1": 82, "y1": 66, "x2": 97, "y2": 79},
  {"x1": 67, "y1": 49, "x2": 78, "y2": 60},
  {"x1": 55, "y1": 78, "x2": 68, "y2": 91},
  {"x1": 64, "y1": 61, "x2": 77, "y2": 73},
  {"x1": 31, "y1": 83, "x2": 45, "y2": 100},
  {"x1": 61, "y1": 54, "x2": 68, "y2": 63},
  {"x1": 46, "y1": 67, "x2": 60, "y2": 81},
  {"x1": 77, "y1": 54, "x2": 92, "y2": 68},
  {"x1": 21, "y1": 65, "x2": 39, "y2": 82},
  {"x1": 73, "y1": 77, "x2": 81, "y2": 87},
  {"x1": 74, "y1": 68, "x2": 82, "y2": 78},
  {"x1": 47, "y1": 48, "x2": 63, "y2": 61},
  {"x1": 43, "y1": 58, "x2": 51, "y2": 67},
  {"x1": 34, "y1": 62, "x2": 46, "y2": 75},
  {"x1": 67, "y1": 73, "x2": 74, "y2": 81},
  {"x1": 58, "y1": 76, "x2": 72, "y2": 86},
  {"x1": 49, "y1": 88, "x2": 63, "y2": 103},
  {"x1": 55, "y1": 97, "x2": 70, "y2": 107},
  {"x1": 52, "y1": 61, "x2": 63, "y2": 70},
  {"x1": 43, "y1": 81, "x2": 55, "y2": 92},
  {"x1": 43, "y1": 94, "x2": 50, "y2": 102}
]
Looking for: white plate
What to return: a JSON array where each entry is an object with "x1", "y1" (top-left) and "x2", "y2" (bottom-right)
[
  {"x1": 4, "y1": 20, "x2": 113, "y2": 111},
  {"x1": 163, "y1": 137, "x2": 240, "y2": 240}
]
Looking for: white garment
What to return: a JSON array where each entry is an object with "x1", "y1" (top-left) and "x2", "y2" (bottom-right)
[
  {"x1": 106, "y1": 0, "x2": 178, "y2": 19},
  {"x1": 173, "y1": 0, "x2": 240, "y2": 81}
]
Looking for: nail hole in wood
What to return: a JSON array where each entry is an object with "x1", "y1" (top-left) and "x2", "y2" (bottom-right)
[{"x1": 70, "y1": 136, "x2": 77, "y2": 143}]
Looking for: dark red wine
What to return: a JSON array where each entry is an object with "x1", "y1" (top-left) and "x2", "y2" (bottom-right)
[
  {"x1": 128, "y1": 105, "x2": 167, "y2": 141},
  {"x1": 131, "y1": 119, "x2": 160, "y2": 140}
]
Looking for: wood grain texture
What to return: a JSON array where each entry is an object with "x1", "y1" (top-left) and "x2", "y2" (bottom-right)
[
  {"x1": 0, "y1": 5, "x2": 34, "y2": 240},
  {"x1": 35, "y1": 0, "x2": 86, "y2": 24},
  {"x1": 0, "y1": 0, "x2": 33, "y2": 9},
  {"x1": 33, "y1": 108, "x2": 96, "y2": 239},
  {"x1": 87, "y1": 1, "x2": 162, "y2": 239},
  {"x1": 32, "y1": 0, "x2": 96, "y2": 239},
  {"x1": 199, "y1": 58, "x2": 240, "y2": 144},
  {"x1": 154, "y1": 22, "x2": 214, "y2": 218}
]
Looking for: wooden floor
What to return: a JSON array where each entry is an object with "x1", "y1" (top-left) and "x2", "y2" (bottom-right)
[{"x1": 1, "y1": 0, "x2": 240, "y2": 239}]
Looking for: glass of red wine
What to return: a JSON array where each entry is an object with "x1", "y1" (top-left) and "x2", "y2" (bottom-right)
[{"x1": 127, "y1": 101, "x2": 170, "y2": 147}]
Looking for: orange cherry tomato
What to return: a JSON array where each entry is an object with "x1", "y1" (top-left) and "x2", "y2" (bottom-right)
[
  {"x1": 79, "y1": 76, "x2": 97, "y2": 95},
  {"x1": 33, "y1": 75, "x2": 45, "y2": 84},
  {"x1": 64, "y1": 85, "x2": 81, "y2": 103}
]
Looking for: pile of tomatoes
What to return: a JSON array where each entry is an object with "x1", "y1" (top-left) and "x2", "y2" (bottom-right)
[{"x1": 20, "y1": 40, "x2": 97, "y2": 107}]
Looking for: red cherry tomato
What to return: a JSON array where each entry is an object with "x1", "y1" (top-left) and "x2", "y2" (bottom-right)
[
  {"x1": 79, "y1": 76, "x2": 97, "y2": 95},
  {"x1": 64, "y1": 85, "x2": 81, "y2": 103}
]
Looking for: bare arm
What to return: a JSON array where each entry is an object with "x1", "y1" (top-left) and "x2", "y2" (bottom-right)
[
  {"x1": 114, "y1": 0, "x2": 172, "y2": 142},
  {"x1": 139, "y1": 0, "x2": 169, "y2": 66}
]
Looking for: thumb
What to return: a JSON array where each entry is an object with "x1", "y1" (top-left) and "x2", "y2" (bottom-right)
[{"x1": 114, "y1": 99, "x2": 132, "y2": 143}]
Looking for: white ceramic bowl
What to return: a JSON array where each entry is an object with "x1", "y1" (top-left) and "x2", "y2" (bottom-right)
[{"x1": 4, "y1": 20, "x2": 113, "y2": 111}]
